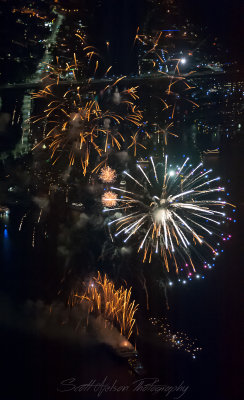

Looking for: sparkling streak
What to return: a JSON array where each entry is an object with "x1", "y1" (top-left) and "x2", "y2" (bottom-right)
[
  {"x1": 150, "y1": 157, "x2": 159, "y2": 183},
  {"x1": 123, "y1": 171, "x2": 144, "y2": 188},
  {"x1": 137, "y1": 165, "x2": 152, "y2": 186}
]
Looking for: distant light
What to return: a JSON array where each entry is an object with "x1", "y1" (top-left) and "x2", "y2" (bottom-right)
[
  {"x1": 169, "y1": 170, "x2": 175, "y2": 176},
  {"x1": 180, "y1": 58, "x2": 186, "y2": 64}
]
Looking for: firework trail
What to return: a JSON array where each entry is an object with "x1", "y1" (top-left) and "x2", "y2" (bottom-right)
[{"x1": 19, "y1": 213, "x2": 27, "y2": 231}]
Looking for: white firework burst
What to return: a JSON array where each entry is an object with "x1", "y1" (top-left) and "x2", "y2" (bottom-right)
[{"x1": 104, "y1": 156, "x2": 234, "y2": 277}]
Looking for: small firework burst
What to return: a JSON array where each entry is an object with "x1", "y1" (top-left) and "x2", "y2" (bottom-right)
[
  {"x1": 99, "y1": 166, "x2": 117, "y2": 183},
  {"x1": 102, "y1": 191, "x2": 118, "y2": 207}
]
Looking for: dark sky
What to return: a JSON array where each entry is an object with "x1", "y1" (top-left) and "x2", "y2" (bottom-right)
[
  {"x1": 184, "y1": 0, "x2": 243, "y2": 60},
  {"x1": 86, "y1": 0, "x2": 146, "y2": 74}
]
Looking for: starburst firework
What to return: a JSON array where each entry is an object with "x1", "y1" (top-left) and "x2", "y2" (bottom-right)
[
  {"x1": 99, "y1": 166, "x2": 117, "y2": 183},
  {"x1": 105, "y1": 156, "x2": 234, "y2": 276}
]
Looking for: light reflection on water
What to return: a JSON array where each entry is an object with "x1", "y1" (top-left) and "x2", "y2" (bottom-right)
[{"x1": 2, "y1": 219, "x2": 11, "y2": 261}]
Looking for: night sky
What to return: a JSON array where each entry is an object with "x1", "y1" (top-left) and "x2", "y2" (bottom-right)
[{"x1": 185, "y1": 0, "x2": 244, "y2": 60}]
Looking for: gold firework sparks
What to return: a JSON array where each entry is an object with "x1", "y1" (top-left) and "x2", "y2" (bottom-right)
[
  {"x1": 31, "y1": 44, "x2": 143, "y2": 175},
  {"x1": 31, "y1": 87, "x2": 139, "y2": 175},
  {"x1": 68, "y1": 271, "x2": 138, "y2": 339},
  {"x1": 154, "y1": 122, "x2": 179, "y2": 145}
]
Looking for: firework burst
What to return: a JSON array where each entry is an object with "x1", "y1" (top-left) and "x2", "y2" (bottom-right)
[
  {"x1": 31, "y1": 35, "x2": 143, "y2": 175},
  {"x1": 154, "y1": 122, "x2": 178, "y2": 145},
  {"x1": 102, "y1": 191, "x2": 118, "y2": 207},
  {"x1": 99, "y1": 166, "x2": 117, "y2": 183},
  {"x1": 105, "y1": 156, "x2": 234, "y2": 277},
  {"x1": 150, "y1": 317, "x2": 202, "y2": 358},
  {"x1": 32, "y1": 88, "x2": 127, "y2": 174},
  {"x1": 32, "y1": 85, "x2": 143, "y2": 175}
]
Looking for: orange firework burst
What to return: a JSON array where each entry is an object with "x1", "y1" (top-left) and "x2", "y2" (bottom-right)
[
  {"x1": 134, "y1": 28, "x2": 198, "y2": 145},
  {"x1": 30, "y1": 33, "x2": 147, "y2": 174},
  {"x1": 68, "y1": 271, "x2": 138, "y2": 339},
  {"x1": 102, "y1": 191, "x2": 118, "y2": 207},
  {"x1": 160, "y1": 59, "x2": 199, "y2": 118},
  {"x1": 31, "y1": 88, "x2": 143, "y2": 174},
  {"x1": 154, "y1": 122, "x2": 179, "y2": 145},
  {"x1": 31, "y1": 77, "x2": 143, "y2": 174},
  {"x1": 99, "y1": 166, "x2": 117, "y2": 183},
  {"x1": 32, "y1": 91, "x2": 126, "y2": 175}
]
